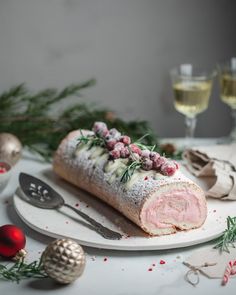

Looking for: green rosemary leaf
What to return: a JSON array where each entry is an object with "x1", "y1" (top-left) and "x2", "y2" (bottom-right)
[
  {"x1": 78, "y1": 130, "x2": 92, "y2": 145},
  {"x1": 135, "y1": 142, "x2": 156, "y2": 151},
  {"x1": 213, "y1": 216, "x2": 236, "y2": 253},
  {"x1": 78, "y1": 130, "x2": 105, "y2": 149},
  {"x1": 120, "y1": 161, "x2": 141, "y2": 183},
  {"x1": 133, "y1": 133, "x2": 158, "y2": 153},
  {"x1": 135, "y1": 133, "x2": 150, "y2": 143}
]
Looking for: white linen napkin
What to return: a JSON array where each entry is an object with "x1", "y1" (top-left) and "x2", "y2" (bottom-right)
[{"x1": 183, "y1": 143, "x2": 236, "y2": 200}]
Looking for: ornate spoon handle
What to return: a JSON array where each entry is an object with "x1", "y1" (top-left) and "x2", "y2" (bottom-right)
[{"x1": 64, "y1": 203, "x2": 123, "y2": 240}]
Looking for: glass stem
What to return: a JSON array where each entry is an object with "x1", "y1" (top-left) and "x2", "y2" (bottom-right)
[
  {"x1": 185, "y1": 116, "x2": 197, "y2": 139},
  {"x1": 230, "y1": 108, "x2": 236, "y2": 141}
]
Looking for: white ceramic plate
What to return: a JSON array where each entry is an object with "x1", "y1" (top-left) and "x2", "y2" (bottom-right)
[{"x1": 13, "y1": 168, "x2": 233, "y2": 251}]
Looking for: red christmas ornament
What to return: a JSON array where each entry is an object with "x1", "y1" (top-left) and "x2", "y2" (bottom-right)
[{"x1": 0, "y1": 224, "x2": 26, "y2": 257}]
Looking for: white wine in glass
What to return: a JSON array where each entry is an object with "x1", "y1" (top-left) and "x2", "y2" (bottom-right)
[
  {"x1": 218, "y1": 58, "x2": 236, "y2": 141},
  {"x1": 171, "y1": 64, "x2": 214, "y2": 144}
]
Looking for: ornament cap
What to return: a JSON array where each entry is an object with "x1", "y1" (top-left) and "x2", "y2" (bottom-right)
[{"x1": 13, "y1": 248, "x2": 27, "y2": 262}]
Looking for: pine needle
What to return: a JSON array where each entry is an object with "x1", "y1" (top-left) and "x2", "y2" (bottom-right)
[{"x1": 0, "y1": 258, "x2": 47, "y2": 283}]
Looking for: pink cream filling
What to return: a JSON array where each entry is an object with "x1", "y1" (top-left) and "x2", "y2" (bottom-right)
[{"x1": 141, "y1": 189, "x2": 202, "y2": 229}]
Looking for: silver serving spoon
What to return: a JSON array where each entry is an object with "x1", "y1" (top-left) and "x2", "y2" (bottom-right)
[{"x1": 19, "y1": 172, "x2": 122, "y2": 240}]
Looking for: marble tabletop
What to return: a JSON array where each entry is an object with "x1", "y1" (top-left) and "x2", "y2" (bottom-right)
[{"x1": 0, "y1": 142, "x2": 234, "y2": 295}]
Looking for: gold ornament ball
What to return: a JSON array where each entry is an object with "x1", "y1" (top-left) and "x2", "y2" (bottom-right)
[
  {"x1": 42, "y1": 238, "x2": 86, "y2": 284},
  {"x1": 0, "y1": 133, "x2": 22, "y2": 166}
]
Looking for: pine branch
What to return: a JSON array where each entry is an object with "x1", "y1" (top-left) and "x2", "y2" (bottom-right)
[
  {"x1": 0, "y1": 258, "x2": 47, "y2": 283},
  {"x1": 0, "y1": 81, "x2": 159, "y2": 160},
  {"x1": 213, "y1": 216, "x2": 236, "y2": 253}
]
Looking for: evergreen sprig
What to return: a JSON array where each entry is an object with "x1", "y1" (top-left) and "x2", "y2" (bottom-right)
[
  {"x1": 78, "y1": 130, "x2": 105, "y2": 149},
  {"x1": 78, "y1": 131, "x2": 156, "y2": 183},
  {"x1": 120, "y1": 138, "x2": 151, "y2": 183},
  {"x1": 0, "y1": 258, "x2": 47, "y2": 283},
  {"x1": 213, "y1": 216, "x2": 236, "y2": 252},
  {"x1": 0, "y1": 82, "x2": 158, "y2": 160},
  {"x1": 120, "y1": 160, "x2": 141, "y2": 183}
]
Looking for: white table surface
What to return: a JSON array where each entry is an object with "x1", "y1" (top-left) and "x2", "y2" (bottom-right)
[{"x1": 0, "y1": 140, "x2": 234, "y2": 295}]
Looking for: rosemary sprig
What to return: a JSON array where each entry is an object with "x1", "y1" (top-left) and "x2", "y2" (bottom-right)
[
  {"x1": 213, "y1": 216, "x2": 236, "y2": 253},
  {"x1": 134, "y1": 133, "x2": 150, "y2": 143},
  {"x1": 134, "y1": 134, "x2": 156, "y2": 151},
  {"x1": 135, "y1": 142, "x2": 156, "y2": 151},
  {"x1": 0, "y1": 258, "x2": 48, "y2": 283},
  {"x1": 120, "y1": 144, "x2": 144, "y2": 183},
  {"x1": 121, "y1": 133, "x2": 158, "y2": 183},
  {"x1": 78, "y1": 130, "x2": 105, "y2": 149},
  {"x1": 78, "y1": 130, "x2": 93, "y2": 145},
  {"x1": 120, "y1": 160, "x2": 141, "y2": 183}
]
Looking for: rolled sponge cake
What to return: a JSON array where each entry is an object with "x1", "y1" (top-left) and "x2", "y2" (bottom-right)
[{"x1": 53, "y1": 130, "x2": 207, "y2": 236}]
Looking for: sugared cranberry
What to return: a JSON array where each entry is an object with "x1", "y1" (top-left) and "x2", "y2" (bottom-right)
[
  {"x1": 161, "y1": 161, "x2": 176, "y2": 176},
  {"x1": 119, "y1": 135, "x2": 131, "y2": 145},
  {"x1": 141, "y1": 149, "x2": 151, "y2": 159},
  {"x1": 129, "y1": 144, "x2": 142, "y2": 155},
  {"x1": 114, "y1": 142, "x2": 125, "y2": 151},
  {"x1": 152, "y1": 156, "x2": 166, "y2": 170},
  {"x1": 109, "y1": 128, "x2": 121, "y2": 140},
  {"x1": 106, "y1": 139, "x2": 117, "y2": 150},
  {"x1": 101, "y1": 129, "x2": 109, "y2": 137},
  {"x1": 141, "y1": 158, "x2": 153, "y2": 171},
  {"x1": 149, "y1": 151, "x2": 160, "y2": 161},
  {"x1": 92, "y1": 122, "x2": 109, "y2": 137},
  {"x1": 109, "y1": 149, "x2": 120, "y2": 159},
  {"x1": 120, "y1": 147, "x2": 130, "y2": 158}
]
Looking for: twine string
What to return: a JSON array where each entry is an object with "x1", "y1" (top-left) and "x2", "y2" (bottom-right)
[
  {"x1": 184, "y1": 268, "x2": 199, "y2": 286},
  {"x1": 183, "y1": 262, "x2": 217, "y2": 286}
]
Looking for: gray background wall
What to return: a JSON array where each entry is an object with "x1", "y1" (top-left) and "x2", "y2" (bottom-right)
[{"x1": 0, "y1": 0, "x2": 236, "y2": 138}]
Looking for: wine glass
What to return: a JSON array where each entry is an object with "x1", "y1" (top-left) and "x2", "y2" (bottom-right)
[
  {"x1": 218, "y1": 58, "x2": 236, "y2": 142},
  {"x1": 170, "y1": 64, "x2": 215, "y2": 146}
]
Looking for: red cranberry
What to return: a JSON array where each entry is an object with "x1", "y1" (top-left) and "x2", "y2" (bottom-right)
[
  {"x1": 129, "y1": 144, "x2": 142, "y2": 155},
  {"x1": 161, "y1": 161, "x2": 176, "y2": 176},
  {"x1": 109, "y1": 128, "x2": 121, "y2": 140},
  {"x1": 114, "y1": 142, "x2": 125, "y2": 151},
  {"x1": 120, "y1": 147, "x2": 130, "y2": 158},
  {"x1": 141, "y1": 158, "x2": 153, "y2": 171},
  {"x1": 106, "y1": 139, "x2": 117, "y2": 150},
  {"x1": 141, "y1": 149, "x2": 151, "y2": 159},
  {"x1": 119, "y1": 135, "x2": 131, "y2": 145},
  {"x1": 150, "y1": 151, "x2": 160, "y2": 161},
  {"x1": 92, "y1": 122, "x2": 108, "y2": 137},
  {"x1": 152, "y1": 156, "x2": 166, "y2": 169},
  {"x1": 109, "y1": 149, "x2": 120, "y2": 159}
]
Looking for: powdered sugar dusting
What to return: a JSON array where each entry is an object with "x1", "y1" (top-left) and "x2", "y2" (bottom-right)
[{"x1": 53, "y1": 130, "x2": 206, "y2": 235}]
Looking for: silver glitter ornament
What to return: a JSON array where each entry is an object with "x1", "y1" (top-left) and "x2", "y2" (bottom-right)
[
  {"x1": 42, "y1": 238, "x2": 86, "y2": 284},
  {"x1": 0, "y1": 133, "x2": 22, "y2": 166}
]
